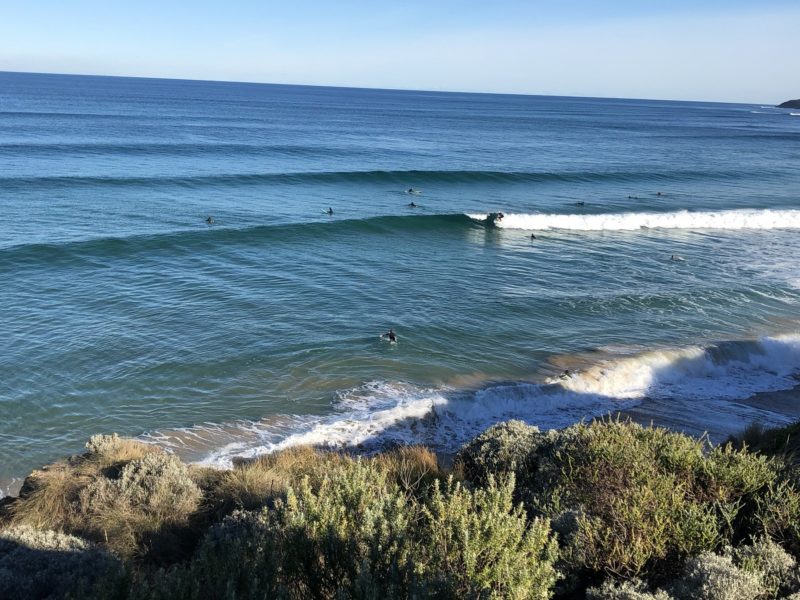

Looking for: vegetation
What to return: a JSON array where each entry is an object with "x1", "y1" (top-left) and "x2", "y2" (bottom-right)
[{"x1": 3, "y1": 418, "x2": 800, "y2": 598}]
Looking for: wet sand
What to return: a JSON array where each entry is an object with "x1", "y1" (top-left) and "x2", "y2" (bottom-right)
[{"x1": 618, "y1": 385, "x2": 800, "y2": 443}]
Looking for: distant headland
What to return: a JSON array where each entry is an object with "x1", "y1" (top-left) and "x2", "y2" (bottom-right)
[{"x1": 777, "y1": 99, "x2": 800, "y2": 109}]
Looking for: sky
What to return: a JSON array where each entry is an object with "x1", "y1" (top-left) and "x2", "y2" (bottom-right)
[{"x1": 0, "y1": 0, "x2": 798, "y2": 103}]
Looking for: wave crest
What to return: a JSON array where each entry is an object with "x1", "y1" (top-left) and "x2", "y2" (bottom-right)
[{"x1": 468, "y1": 209, "x2": 800, "y2": 231}]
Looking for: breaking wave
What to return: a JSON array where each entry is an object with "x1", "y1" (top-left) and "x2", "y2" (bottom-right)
[
  {"x1": 148, "y1": 334, "x2": 800, "y2": 468},
  {"x1": 468, "y1": 209, "x2": 800, "y2": 231}
]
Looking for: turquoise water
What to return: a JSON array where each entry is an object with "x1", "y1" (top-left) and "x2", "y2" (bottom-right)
[{"x1": 2, "y1": 72, "x2": 800, "y2": 492}]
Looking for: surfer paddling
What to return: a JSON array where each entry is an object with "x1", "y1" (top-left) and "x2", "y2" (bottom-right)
[
  {"x1": 326, "y1": 207, "x2": 334, "y2": 215},
  {"x1": 408, "y1": 201, "x2": 417, "y2": 208},
  {"x1": 205, "y1": 216, "x2": 214, "y2": 225},
  {"x1": 381, "y1": 328, "x2": 398, "y2": 343}
]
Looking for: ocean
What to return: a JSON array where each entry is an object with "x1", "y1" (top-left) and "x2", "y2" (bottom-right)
[{"x1": 2, "y1": 71, "x2": 800, "y2": 494}]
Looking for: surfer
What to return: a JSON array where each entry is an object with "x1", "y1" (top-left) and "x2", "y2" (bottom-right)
[
  {"x1": 205, "y1": 216, "x2": 214, "y2": 225},
  {"x1": 408, "y1": 201, "x2": 417, "y2": 208},
  {"x1": 530, "y1": 233, "x2": 536, "y2": 240},
  {"x1": 670, "y1": 254, "x2": 685, "y2": 262},
  {"x1": 326, "y1": 207, "x2": 334, "y2": 215},
  {"x1": 381, "y1": 329, "x2": 397, "y2": 343},
  {"x1": 486, "y1": 212, "x2": 505, "y2": 226},
  {"x1": 574, "y1": 201, "x2": 585, "y2": 207}
]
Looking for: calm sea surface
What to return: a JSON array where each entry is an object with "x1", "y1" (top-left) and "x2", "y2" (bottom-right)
[{"x1": 2, "y1": 72, "x2": 800, "y2": 492}]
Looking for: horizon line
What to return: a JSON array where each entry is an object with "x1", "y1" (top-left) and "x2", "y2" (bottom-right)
[{"x1": 0, "y1": 69, "x2": 772, "y2": 107}]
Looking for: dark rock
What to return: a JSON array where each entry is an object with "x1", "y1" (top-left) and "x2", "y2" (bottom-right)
[{"x1": 777, "y1": 99, "x2": 800, "y2": 109}]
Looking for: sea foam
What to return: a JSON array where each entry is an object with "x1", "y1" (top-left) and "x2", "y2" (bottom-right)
[
  {"x1": 467, "y1": 209, "x2": 800, "y2": 231},
  {"x1": 180, "y1": 334, "x2": 800, "y2": 468}
]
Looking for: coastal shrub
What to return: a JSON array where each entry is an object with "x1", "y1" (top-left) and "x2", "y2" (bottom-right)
[
  {"x1": 752, "y1": 480, "x2": 800, "y2": 558},
  {"x1": 79, "y1": 452, "x2": 202, "y2": 562},
  {"x1": 137, "y1": 459, "x2": 416, "y2": 599},
  {"x1": 458, "y1": 418, "x2": 797, "y2": 583},
  {"x1": 279, "y1": 459, "x2": 420, "y2": 598},
  {"x1": 418, "y1": 474, "x2": 559, "y2": 599},
  {"x1": 456, "y1": 420, "x2": 541, "y2": 488},
  {"x1": 735, "y1": 537, "x2": 800, "y2": 598},
  {"x1": 7, "y1": 434, "x2": 159, "y2": 533},
  {"x1": 85, "y1": 433, "x2": 157, "y2": 469},
  {"x1": 129, "y1": 460, "x2": 558, "y2": 599},
  {"x1": 586, "y1": 579, "x2": 673, "y2": 600},
  {"x1": 0, "y1": 525, "x2": 125, "y2": 600},
  {"x1": 127, "y1": 509, "x2": 282, "y2": 600},
  {"x1": 198, "y1": 446, "x2": 347, "y2": 519},
  {"x1": 669, "y1": 551, "x2": 765, "y2": 600},
  {"x1": 529, "y1": 420, "x2": 720, "y2": 579}
]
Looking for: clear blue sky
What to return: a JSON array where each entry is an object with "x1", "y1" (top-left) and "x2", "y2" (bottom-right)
[{"x1": 1, "y1": 1, "x2": 797, "y2": 102}]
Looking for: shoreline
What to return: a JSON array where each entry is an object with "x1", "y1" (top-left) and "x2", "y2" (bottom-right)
[{"x1": 4, "y1": 384, "x2": 798, "y2": 500}]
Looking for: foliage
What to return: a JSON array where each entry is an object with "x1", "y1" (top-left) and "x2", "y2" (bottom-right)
[
  {"x1": 669, "y1": 551, "x2": 765, "y2": 600},
  {"x1": 457, "y1": 420, "x2": 542, "y2": 488},
  {"x1": 586, "y1": 579, "x2": 673, "y2": 600},
  {"x1": 418, "y1": 474, "x2": 559, "y2": 599},
  {"x1": 130, "y1": 461, "x2": 558, "y2": 599},
  {"x1": 0, "y1": 525, "x2": 125, "y2": 600},
  {"x1": 461, "y1": 417, "x2": 799, "y2": 583},
  {"x1": 78, "y1": 452, "x2": 202, "y2": 561}
]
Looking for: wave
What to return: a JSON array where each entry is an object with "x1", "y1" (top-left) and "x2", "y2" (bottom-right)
[
  {"x1": 468, "y1": 209, "x2": 800, "y2": 231},
  {"x1": 5, "y1": 207, "x2": 800, "y2": 263},
  {"x1": 0, "y1": 213, "x2": 476, "y2": 262},
  {"x1": 0, "y1": 167, "x2": 756, "y2": 191},
  {"x1": 0, "y1": 142, "x2": 375, "y2": 158},
  {"x1": 150, "y1": 334, "x2": 800, "y2": 468}
]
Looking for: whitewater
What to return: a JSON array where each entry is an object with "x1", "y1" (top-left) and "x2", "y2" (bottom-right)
[
  {"x1": 145, "y1": 333, "x2": 800, "y2": 469},
  {"x1": 468, "y1": 209, "x2": 800, "y2": 231}
]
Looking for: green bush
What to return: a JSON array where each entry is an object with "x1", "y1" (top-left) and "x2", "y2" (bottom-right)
[
  {"x1": 418, "y1": 475, "x2": 559, "y2": 599},
  {"x1": 128, "y1": 459, "x2": 558, "y2": 600},
  {"x1": 752, "y1": 480, "x2": 800, "y2": 558},
  {"x1": 79, "y1": 453, "x2": 202, "y2": 562},
  {"x1": 586, "y1": 579, "x2": 673, "y2": 600},
  {"x1": 456, "y1": 420, "x2": 542, "y2": 488},
  {"x1": 459, "y1": 418, "x2": 797, "y2": 583},
  {"x1": 735, "y1": 537, "x2": 800, "y2": 598},
  {"x1": 669, "y1": 551, "x2": 765, "y2": 600}
]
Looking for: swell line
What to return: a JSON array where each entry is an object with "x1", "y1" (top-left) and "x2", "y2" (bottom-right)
[
  {"x1": 0, "y1": 213, "x2": 477, "y2": 265},
  {"x1": 0, "y1": 167, "x2": 763, "y2": 190}
]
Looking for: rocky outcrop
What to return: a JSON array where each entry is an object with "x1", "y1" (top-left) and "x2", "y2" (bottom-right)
[{"x1": 777, "y1": 99, "x2": 800, "y2": 109}]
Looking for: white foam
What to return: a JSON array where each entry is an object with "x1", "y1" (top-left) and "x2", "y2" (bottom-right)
[
  {"x1": 467, "y1": 209, "x2": 800, "y2": 231},
  {"x1": 179, "y1": 333, "x2": 800, "y2": 468},
  {"x1": 560, "y1": 334, "x2": 800, "y2": 401},
  {"x1": 195, "y1": 380, "x2": 634, "y2": 468}
]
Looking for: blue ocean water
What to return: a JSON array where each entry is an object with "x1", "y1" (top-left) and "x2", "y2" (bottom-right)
[{"x1": 2, "y1": 71, "x2": 800, "y2": 492}]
